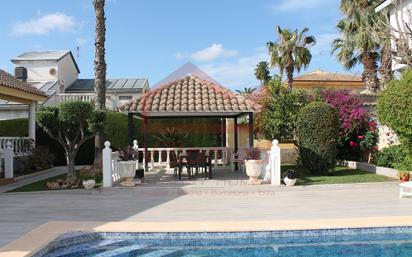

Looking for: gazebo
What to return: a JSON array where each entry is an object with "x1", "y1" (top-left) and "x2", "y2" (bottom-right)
[
  {"x1": 119, "y1": 75, "x2": 261, "y2": 172},
  {"x1": 0, "y1": 69, "x2": 47, "y2": 146}
]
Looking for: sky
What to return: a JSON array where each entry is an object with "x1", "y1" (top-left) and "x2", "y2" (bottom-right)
[{"x1": 0, "y1": 0, "x2": 362, "y2": 90}]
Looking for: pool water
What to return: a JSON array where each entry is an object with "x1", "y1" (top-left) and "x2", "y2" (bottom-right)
[{"x1": 35, "y1": 227, "x2": 412, "y2": 257}]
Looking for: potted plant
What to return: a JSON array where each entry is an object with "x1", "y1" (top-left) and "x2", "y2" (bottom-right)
[
  {"x1": 118, "y1": 146, "x2": 137, "y2": 186},
  {"x1": 244, "y1": 148, "x2": 262, "y2": 185},
  {"x1": 398, "y1": 170, "x2": 410, "y2": 182},
  {"x1": 80, "y1": 171, "x2": 96, "y2": 190},
  {"x1": 283, "y1": 169, "x2": 297, "y2": 186}
]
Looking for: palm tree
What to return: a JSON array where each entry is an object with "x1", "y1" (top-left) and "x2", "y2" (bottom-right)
[
  {"x1": 332, "y1": 0, "x2": 385, "y2": 92},
  {"x1": 254, "y1": 61, "x2": 271, "y2": 86},
  {"x1": 93, "y1": 0, "x2": 107, "y2": 168},
  {"x1": 267, "y1": 26, "x2": 316, "y2": 91},
  {"x1": 235, "y1": 87, "x2": 257, "y2": 95}
]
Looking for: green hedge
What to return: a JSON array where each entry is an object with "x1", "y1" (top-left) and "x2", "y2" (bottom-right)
[
  {"x1": 377, "y1": 68, "x2": 412, "y2": 148},
  {"x1": 374, "y1": 144, "x2": 407, "y2": 168},
  {"x1": 297, "y1": 102, "x2": 339, "y2": 175},
  {"x1": 0, "y1": 118, "x2": 28, "y2": 136}
]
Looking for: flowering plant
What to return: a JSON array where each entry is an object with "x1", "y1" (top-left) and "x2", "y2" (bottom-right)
[{"x1": 321, "y1": 90, "x2": 378, "y2": 161}]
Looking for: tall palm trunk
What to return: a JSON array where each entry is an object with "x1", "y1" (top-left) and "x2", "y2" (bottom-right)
[
  {"x1": 93, "y1": 0, "x2": 106, "y2": 169},
  {"x1": 379, "y1": 43, "x2": 392, "y2": 90},
  {"x1": 361, "y1": 51, "x2": 379, "y2": 92},
  {"x1": 285, "y1": 61, "x2": 294, "y2": 92}
]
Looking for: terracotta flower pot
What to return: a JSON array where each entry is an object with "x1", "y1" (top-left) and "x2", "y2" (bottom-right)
[{"x1": 400, "y1": 173, "x2": 410, "y2": 182}]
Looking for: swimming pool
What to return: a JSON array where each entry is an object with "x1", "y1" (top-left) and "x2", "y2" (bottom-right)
[{"x1": 35, "y1": 226, "x2": 412, "y2": 256}]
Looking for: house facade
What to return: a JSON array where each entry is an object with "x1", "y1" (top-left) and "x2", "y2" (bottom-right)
[
  {"x1": 0, "y1": 50, "x2": 149, "y2": 120},
  {"x1": 376, "y1": 0, "x2": 412, "y2": 72}
]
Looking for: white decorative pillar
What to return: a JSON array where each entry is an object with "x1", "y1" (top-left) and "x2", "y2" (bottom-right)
[
  {"x1": 102, "y1": 141, "x2": 113, "y2": 188},
  {"x1": 4, "y1": 142, "x2": 14, "y2": 179},
  {"x1": 28, "y1": 102, "x2": 36, "y2": 144},
  {"x1": 271, "y1": 140, "x2": 281, "y2": 186},
  {"x1": 133, "y1": 140, "x2": 139, "y2": 170}
]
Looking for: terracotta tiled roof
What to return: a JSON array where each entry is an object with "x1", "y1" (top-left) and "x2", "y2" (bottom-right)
[
  {"x1": 293, "y1": 69, "x2": 363, "y2": 82},
  {"x1": 0, "y1": 69, "x2": 47, "y2": 97},
  {"x1": 245, "y1": 87, "x2": 268, "y2": 104},
  {"x1": 120, "y1": 75, "x2": 261, "y2": 115}
]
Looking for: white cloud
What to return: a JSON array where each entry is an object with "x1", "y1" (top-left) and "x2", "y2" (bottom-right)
[
  {"x1": 199, "y1": 48, "x2": 269, "y2": 90},
  {"x1": 270, "y1": 0, "x2": 330, "y2": 11},
  {"x1": 10, "y1": 13, "x2": 76, "y2": 36},
  {"x1": 175, "y1": 44, "x2": 238, "y2": 62}
]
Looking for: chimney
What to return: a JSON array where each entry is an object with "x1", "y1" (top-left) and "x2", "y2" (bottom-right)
[{"x1": 15, "y1": 67, "x2": 27, "y2": 82}]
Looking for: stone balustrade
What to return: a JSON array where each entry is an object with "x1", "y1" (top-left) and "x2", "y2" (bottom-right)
[
  {"x1": 0, "y1": 137, "x2": 33, "y2": 157},
  {"x1": 58, "y1": 93, "x2": 116, "y2": 111}
]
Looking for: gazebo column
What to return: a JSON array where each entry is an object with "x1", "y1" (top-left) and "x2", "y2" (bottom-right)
[
  {"x1": 128, "y1": 113, "x2": 134, "y2": 146},
  {"x1": 28, "y1": 102, "x2": 36, "y2": 144},
  {"x1": 143, "y1": 117, "x2": 149, "y2": 172},
  {"x1": 248, "y1": 112, "x2": 254, "y2": 148},
  {"x1": 234, "y1": 116, "x2": 238, "y2": 171}
]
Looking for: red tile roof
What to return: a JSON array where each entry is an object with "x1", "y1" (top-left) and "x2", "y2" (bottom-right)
[
  {"x1": 120, "y1": 75, "x2": 261, "y2": 115},
  {"x1": 0, "y1": 69, "x2": 47, "y2": 97}
]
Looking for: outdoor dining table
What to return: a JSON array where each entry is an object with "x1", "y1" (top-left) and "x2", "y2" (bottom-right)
[{"x1": 178, "y1": 152, "x2": 213, "y2": 180}]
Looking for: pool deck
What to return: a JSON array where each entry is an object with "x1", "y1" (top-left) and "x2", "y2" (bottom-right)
[{"x1": 0, "y1": 168, "x2": 411, "y2": 256}]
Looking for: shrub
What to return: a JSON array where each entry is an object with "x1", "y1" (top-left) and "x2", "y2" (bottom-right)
[
  {"x1": 321, "y1": 90, "x2": 378, "y2": 161},
  {"x1": 256, "y1": 78, "x2": 307, "y2": 140},
  {"x1": 377, "y1": 68, "x2": 412, "y2": 149},
  {"x1": 0, "y1": 118, "x2": 27, "y2": 136},
  {"x1": 296, "y1": 101, "x2": 339, "y2": 175},
  {"x1": 374, "y1": 144, "x2": 407, "y2": 168}
]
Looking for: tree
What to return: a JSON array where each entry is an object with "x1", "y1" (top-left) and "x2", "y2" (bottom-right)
[
  {"x1": 254, "y1": 61, "x2": 271, "y2": 86},
  {"x1": 255, "y1": 78, "x2": 307, "y2": 140},
  {"x1": 297, "y1": 102, "x2": 339, "y2": 175},
  {"x1": 93, "y1": 0, "x2": 107, "y2": 169},
  {"x1": 267, "y1": 26, "x2": 316, "y2": 91},
  {"x1": 36, "y1": 101, "x2": 105, "y2": 184},
  {"x1": 377, "y1": 68, "x2": 412, "y2": 149},
  {"x1": 235, "y1": 87, "x2": 257, "y2": 95},
  {"x1": 332, "y1": 0, "x2": 387, "y2": 92}
]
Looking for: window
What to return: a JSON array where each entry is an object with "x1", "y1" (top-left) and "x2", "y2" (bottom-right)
[{"x1": 119, "y1": 96, "x2": 132, "y2": 101}]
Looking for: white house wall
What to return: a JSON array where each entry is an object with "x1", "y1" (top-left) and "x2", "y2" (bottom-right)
[
  {"x1": 389, "y1": 0, "x2": 412, "y2": 71},
  {"x1": 12, "y1": 60, "x2": 59, "y2": 82},
  {"x1": 57, "y1": 54, "x2": 79, "y2": 90}
]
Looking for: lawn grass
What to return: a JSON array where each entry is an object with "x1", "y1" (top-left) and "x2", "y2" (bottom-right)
[
  {"x1": 7, "y1": 171, "x2": 102, "y2": 193},
  {"x1": 282, "y1": 165, "x2": 397, "y2": 185},
  {"x1": 8, "y1": 165, "x2": 396, "y2": 192}
]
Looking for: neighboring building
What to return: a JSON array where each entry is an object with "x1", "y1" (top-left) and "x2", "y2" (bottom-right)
[
  {"x1": 376, "y1": 0, "x2": 412, "y2": 72},
  {"x1": 291, "y1": 69, "x2": 364, "y2": 92},
  {"x1": 0, "y1": 50, "x2": 149, "y2": 120},
  {"x1": 246, "y1": 69, "x2": 365, "y2": 104}
]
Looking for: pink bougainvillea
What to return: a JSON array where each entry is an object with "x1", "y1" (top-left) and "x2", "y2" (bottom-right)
[{"x1": 320, "y1": 90, "x2": 378, "y2": 161}]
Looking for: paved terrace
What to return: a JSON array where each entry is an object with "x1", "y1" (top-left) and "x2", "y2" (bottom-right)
[{"x1": 0, "y1": 167, "x2": 408, "y2": 248}]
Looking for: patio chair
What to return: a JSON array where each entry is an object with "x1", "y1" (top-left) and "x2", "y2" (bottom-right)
[
  {"x1": 169, "y1": 151, "x2": 179, "y2": 177},
  {"x1": 231, "y1": 148, "x2": 246, "y2": 173},
  {"x1": 178, "y1": 152, "x2": 192, "y2": 180}
]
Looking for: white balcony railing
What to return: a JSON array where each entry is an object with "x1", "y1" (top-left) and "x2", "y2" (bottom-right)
[
  {"x1": 58, "y1": 93, "x2": 116, "y2": 111},
  {"x1": 134, "y1": 147, "x2": 252, "y2": 170},
  {"x1": 0, "y1": 137, "x2": 34, "y2": 157}
]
